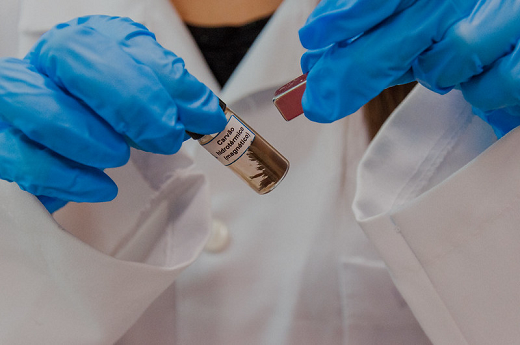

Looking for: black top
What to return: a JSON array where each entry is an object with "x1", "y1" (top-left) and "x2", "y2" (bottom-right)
[{"x1": 186, "y1": 15, "x2": 272, "y2": 87}]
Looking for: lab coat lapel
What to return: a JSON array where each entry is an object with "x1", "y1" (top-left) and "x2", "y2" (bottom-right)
[{"x1": 219, "y1": 0, "x2": 316, "y2": 105}]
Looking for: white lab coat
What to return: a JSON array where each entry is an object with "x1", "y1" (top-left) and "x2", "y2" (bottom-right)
[{"x1": 1, "y1": 0, "x2": 515, "y2": 344}]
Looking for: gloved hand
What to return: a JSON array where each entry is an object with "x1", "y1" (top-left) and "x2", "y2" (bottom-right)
[
  {"x1": 0, "y1": 15, "x2": 227, "y2": 213},
  {"x1": 299, "y1": 0, "x2": 520, "y2": 138}
]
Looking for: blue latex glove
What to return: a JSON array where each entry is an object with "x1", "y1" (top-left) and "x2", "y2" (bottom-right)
[
  {"x1": 0, "y1": 15, "x2": 227, "y2": 213},
  {"x1": 299, "y1": 0, "x2": 520, "y2": 137}
]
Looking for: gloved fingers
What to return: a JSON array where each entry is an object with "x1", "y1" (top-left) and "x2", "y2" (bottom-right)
[
  {"x1": 460, "y1": 41, "x2": 520, "y2": 111},
  {"x1": 301, "y1": 47, "x2": 330, "y2": 74},
  {"x1": 81, "y1": 15, "x2": 227, "y2": 136},
  {"x1": 302, "y1": 0, "x2": 469, "y2": 122},
  {"x1": 125, "y1": 43, "x2": 226, "y2": 137},
  {"x1": 36, "y1": 195, "x2": 69, "y2": 213},
  {"x1": 28, "y1": 19, "x2": 187, "y2": 155},
  {"x1": 303, "y1": 43, "x2": 376, "y2": 122},
  {"x1": 413, "y1": 0, "x2": 520, "y2": 92},
  {"x1": 0, "y1": 124, "x2": 118, "y2": 204},
  {"x1": 34, "y1": 16, "x2": 226, "y2": 142},
  {"x1": 0, "y1": 57, "x2": 129, "y2": 169},
  {"x1": 299, "y1": 0, "x2": 417, "y2": 50}
]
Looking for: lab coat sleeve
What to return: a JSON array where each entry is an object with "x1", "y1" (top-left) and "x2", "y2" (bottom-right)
[
  {"x1": 353, "y1": 85, "x2": 520, "y2": 345},
  {"x1": 0, "y1": 158, "x2": 212, "y2": 345}
]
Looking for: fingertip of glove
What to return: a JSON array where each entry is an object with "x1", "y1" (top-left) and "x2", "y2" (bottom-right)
[
  {"x1": 178, "y1": 94, "x2": 228, "y2": 138},
  {"x1": 37, "y1": 195, "x2": 69, "y2": 213},
  {"x1": 85, "y1": 135, "x2": 131, "y2": 169},
  {"x1": 301, "y1": 94, "x2": 335, "y2": 123},
  {"x1": 182, "y1": 115, "x2": 226, "y2": 141},
  {"x1": 20, "y1": 166, "x2": 119, "y2": 206},
  {"x1": 211, "y1": 106, "x2": 228, "y2": 130},
  {"x1": 48, "y1": 163, "x2": 119, "y2": 203},
  {"x1": 301, "y1": 73, "x2": 347, "y2": 123},
  {"x1": 111, "y1": 142, "x2": 131, "y2": 168},
  {"x1": 298, "y1": 25, "x2": 319, "y2": 50},
  {"x1": 302, "y1": 85, "x2": 359, "y2": 124},
  {"x1": 77, "y1": 172, "x2": 119, "y2": 203}
]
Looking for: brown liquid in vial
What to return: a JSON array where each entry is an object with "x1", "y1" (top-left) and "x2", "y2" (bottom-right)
[
  {"x1": 228, "y1": 123, "x2": 289, "y2": 194},
  {"x1": 197, "y1": 106, "x2": 289, "y2": 194}
]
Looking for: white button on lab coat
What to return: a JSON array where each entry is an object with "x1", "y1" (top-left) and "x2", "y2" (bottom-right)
[
  {"x1": 3, "y1": 0, "x2": 516, "y2": 344},
  {"x1": 204, "y1": 219, "x2": 231, "y2": 253}
]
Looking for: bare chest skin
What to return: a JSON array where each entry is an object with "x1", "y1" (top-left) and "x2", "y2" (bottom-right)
[{"x1": 169, "y1": 0, "x2": 283, "y2": 26}]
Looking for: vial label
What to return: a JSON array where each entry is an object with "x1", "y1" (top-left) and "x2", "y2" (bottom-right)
[{"x1": 202, "y1": 115, "x2": 256, "y2": 166}]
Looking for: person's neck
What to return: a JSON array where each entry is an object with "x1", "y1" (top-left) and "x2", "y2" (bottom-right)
[{"x1": 170, "y1": 0, "x2": 283, "y2": 26}]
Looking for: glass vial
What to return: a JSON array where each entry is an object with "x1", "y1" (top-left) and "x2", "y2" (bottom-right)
[{"x1": 188, "y1": 100, "x2": 289, "y2": 194}]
